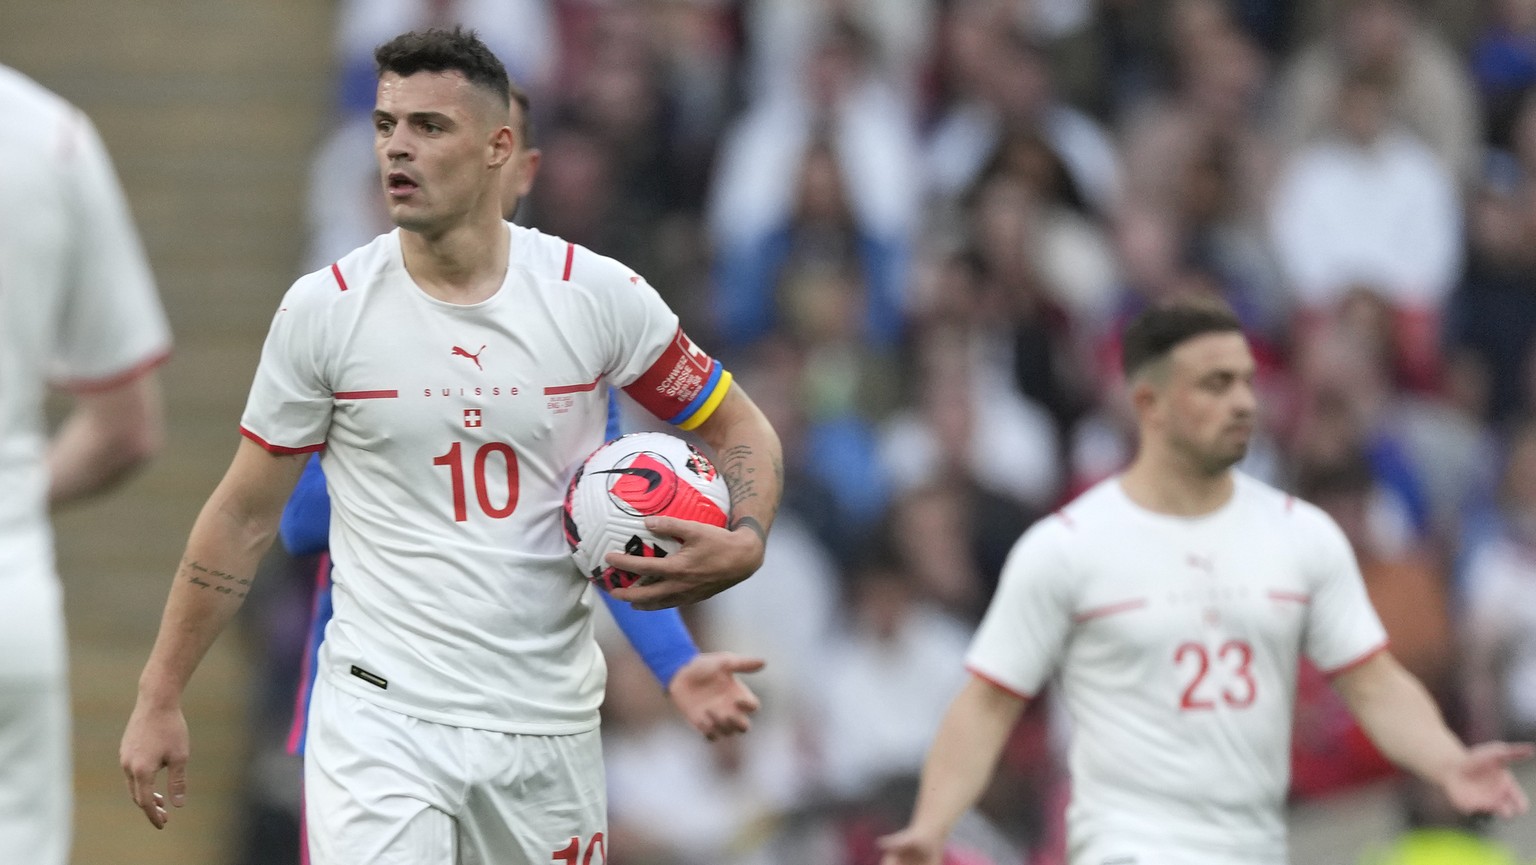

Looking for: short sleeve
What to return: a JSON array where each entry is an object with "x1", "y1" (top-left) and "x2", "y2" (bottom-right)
[
  {"x1": 1299, "y1": 507, "x2": 1389, "y2": 674},
  {"x1": 239, "y1": 283, "x2": 332, "y2": 453},
  {"x1": 50, "y1": 110, "x2": 171, "y2": 388},
  {"x1": 965, "y1": 519, "x2": 1077, "y2": 698},
  {"x1": 569, "y1": 247, "x2": 732, "y2": 431}
]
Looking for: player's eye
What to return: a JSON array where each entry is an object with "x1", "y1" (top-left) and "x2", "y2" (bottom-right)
[{"x1": 375, "y1": 119, "x2": 394, "y2": 135}]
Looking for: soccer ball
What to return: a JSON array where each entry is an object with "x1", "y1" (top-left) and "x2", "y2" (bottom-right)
[{"x1": 562, "y1": 432, "x2": 730, "y2": 591}]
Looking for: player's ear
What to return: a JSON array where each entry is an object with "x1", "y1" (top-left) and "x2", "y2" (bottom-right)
[
  {"x1": 487, "y1": 124, "x2": 515, "y2": 170},
  {"x1": 1129, "y1": 375, "x2": 1161, "y2": 421}
]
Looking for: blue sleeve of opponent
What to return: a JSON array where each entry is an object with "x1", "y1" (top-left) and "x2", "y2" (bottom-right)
[
  {"x1": 598, "y1": 592, "x2": 698, "y2": 687},
  {"x1": 279, "y1": 455, "x2": 331, "y2": 556}
]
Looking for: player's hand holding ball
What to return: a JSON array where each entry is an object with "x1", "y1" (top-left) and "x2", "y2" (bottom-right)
[{"x1": 564, "y1": 432, "x2": 759, "y2": 608}]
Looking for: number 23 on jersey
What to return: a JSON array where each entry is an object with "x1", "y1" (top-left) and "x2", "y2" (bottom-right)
[{"x1": 1175, "y1": 639, "x2": 1256, "y2": 711}]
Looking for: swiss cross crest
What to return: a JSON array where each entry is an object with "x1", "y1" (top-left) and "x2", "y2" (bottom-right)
[{"x1": 464, "y1": 409, "x2": 483, "y2": 428}]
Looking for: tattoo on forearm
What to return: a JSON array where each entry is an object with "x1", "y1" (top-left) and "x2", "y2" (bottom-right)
[
  {"x1": 181, "y1": 558, "x2": 250, "y2": 599},
  {"x1": 721, "y1": 444, "x2": 782, "y2": 543},
  {"x1": 720, "y1": 445, "x2": 759, "y2": 511}
]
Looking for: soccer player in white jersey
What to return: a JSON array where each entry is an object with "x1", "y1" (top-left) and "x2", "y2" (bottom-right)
[
  {"x1": 119, "y1": 28, "x2": 782, "y2": 865},
  {"x1": 0, "y1": 65, "x2": 171, "y2": 865},
  {"x1": 880, "y1": 299, "x2": 1531, "y2": 865}
]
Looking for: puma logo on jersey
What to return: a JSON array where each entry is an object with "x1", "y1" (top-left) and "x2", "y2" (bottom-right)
[{"x1": 451, "y1": 344, "x2": 486, "y2": 371}]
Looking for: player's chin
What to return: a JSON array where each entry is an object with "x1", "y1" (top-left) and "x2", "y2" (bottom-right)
[{"x1": 389, "y1": 206, "x2": 436, "y2": 233}]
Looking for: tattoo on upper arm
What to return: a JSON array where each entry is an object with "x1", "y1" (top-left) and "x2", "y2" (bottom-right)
[{"x1": 181, "y1": 558, "x2": 250, "y2": 599}]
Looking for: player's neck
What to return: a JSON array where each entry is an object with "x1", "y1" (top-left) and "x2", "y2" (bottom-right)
[
  {"x1": 1118, "y1": 454, "x2": 1235, "y2": 518},
  {"x1": 400, "y1": 214, "x2": 509, "y2": 305}
]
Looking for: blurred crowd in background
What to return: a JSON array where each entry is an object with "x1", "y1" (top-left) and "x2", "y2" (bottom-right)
[{"x1": 229, "y1": 0, "x2": 1536, "y2": 863}]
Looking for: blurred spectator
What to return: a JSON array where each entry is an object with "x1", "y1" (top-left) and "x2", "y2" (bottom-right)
[
  {"x1": 603, "y1": 644, "x2": 801, "y2": 865},
  {"x1": 965, "y1": 133, "x2": 1121, "y2": 338},
  {"x1": 926, "y1": 12, "x2": 1121, "y2": 215},
  {"x1": 713, "y1": 135, "x2": 907, "y2": 349},
  {"x1": 744, "y1": 0, "x2": 938, "y2": 101},
  {"x1": 887, "y1": 479, "x2": 1035, "y2": 622},
  {"x1": 332, "y1": 0, "x2": 556, "y2": 114},
  {"x1": 1473, "y1": 0, "x2": 1536, "y2": 148},
  {"x1": 1463, "y1": 420, "x2": 1536, "y2": 743},
  {"x1": 1268, "y1": 67, "x2": 1461, "y2": 390},
  {"x1": 1445, "y1": 106, "x2": 1536, "y2": 426},
  {"x1": 1287, "y1": 323, "x2": 1433, "y2": 555},
  {"x1": 812, "y1": 554, "x2": 969, "y2": 800},
  {"x1": 1118, "y1": 1, "x2": 1288, "y2": 337},
  {"x1": 714, "y1": 10, "x2": 923, "y2": 245},
  {"x1": 1273, "y1": 0, "x2": 1482, "y2": 182},
  {"x1": 878, "y1": 322, "x2": 1062, "y2": 517}
]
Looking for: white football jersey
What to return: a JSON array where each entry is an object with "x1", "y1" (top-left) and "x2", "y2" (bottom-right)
[
  {"x1": 967, "y1": 473, "x2": 1387, "y2": 857},
  {"x1": 240, "y1": 225, "x2": 731, "y2": 732},
  {"x1": 0, "y1": 66, "x2": 171, "y2": 684}
]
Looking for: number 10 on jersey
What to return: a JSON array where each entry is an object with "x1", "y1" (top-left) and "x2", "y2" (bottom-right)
[{"x1": 433, "y1": 441, "x2": 520, "y2": 521}]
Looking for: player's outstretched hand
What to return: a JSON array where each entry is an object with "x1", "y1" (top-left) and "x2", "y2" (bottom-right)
[
  {"x1": 877, "y1": 826, "x2": 945, "y2": 865},
  {"x1": 1441, "y1": 741, "x2": 1534, "y2": 819},
  {"x1": 667, "y1": 652, "x2": 765, "y2": 740},
  {"x1": 608, "y1": 515, "x2": 765, "y2": 610},
  {"x1": 119, "y1": 700, "x2": 190, "y2": 829}
]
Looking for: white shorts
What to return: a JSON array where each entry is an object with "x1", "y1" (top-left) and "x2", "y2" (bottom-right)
[
  {"x1": 304, "y1": 676, "x2": 607, "y2": 865},
  {"x1": 1070, "y1": 837, "x2": 1286, "y2": 865},
  {"x1": 0, "y1": 682, "x2": 71, "y2": 865}
]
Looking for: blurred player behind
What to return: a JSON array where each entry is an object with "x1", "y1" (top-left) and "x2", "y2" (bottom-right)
[
  {"x1": 881, "y1": 298, "x2": 1530, "y2": 865},
  {"x1": 0, "y1": 64, "x2": 171, "y2": 864}
]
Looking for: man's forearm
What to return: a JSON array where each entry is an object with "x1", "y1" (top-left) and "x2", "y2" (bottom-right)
[
  {"x1": 1337, "y1": 653, "x2": 1466, "y2": 784},
  {"x1": 908, "y1": 676, "x2": 1027, "y2": 838},
  {"x1": 48, "y1": 376, "x2": 163, "y2": 506},
  {"x1": 137, "y1": 496, "x2": 277, "y2": 707}
]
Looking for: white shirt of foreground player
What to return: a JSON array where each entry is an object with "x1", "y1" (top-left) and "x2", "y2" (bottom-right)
[
  {"x1": 241, "y1": 224, "x2": 723, "y2": 734},
  {"x1": 966, "y1": 473, "x2": 1387, "y2": 855},
  {"x1": 0, "y1": 66, "x2": 171, "y2": 683}
]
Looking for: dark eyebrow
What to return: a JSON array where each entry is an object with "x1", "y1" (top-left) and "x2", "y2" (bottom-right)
[{"x1": 372, "y1": 110, "x2": 455, "y2": 126}]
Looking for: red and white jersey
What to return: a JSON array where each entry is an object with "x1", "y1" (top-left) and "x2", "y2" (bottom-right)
[
  {"x1": 967, "y1": 473, "x2": 1386, "y2": 857},
  {"x1": 0, "y1": 66, "x2": 170, "y2": 683},
  {"x1": 240, "y1": 225, "x2": 731, "y2": 732}
]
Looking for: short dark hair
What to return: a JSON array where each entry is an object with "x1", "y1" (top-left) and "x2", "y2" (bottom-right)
[
  {"x1": 1120, "y1": 298, "x2": 1244, "y2": 380},
  {"x1": 375, "y1": 27, "x2": 510, "y2": 108}
]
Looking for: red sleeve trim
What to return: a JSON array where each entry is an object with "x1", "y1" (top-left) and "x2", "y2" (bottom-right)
[
  {"x1": 965, "y1": 665, "x2": 1035, "y2": 701},
  {"x1": 330, "y1": 262, "x2": 349, "y2": 292},
  {"x1": 561, "y1": 242, "x2": 575, "y2": 281},
  {"x1": 333, "y1": 390, "x2": 398, "y2": 400},
  {"x1": 1321, "y1": 640, "x2": 1390, "y2": 679},
  {"x1": 1073, "y1": 598, "x2": 1148, "y2": 623},
  {"x1": 240, "y1": 426, "x2": 325, "y2": 455},
  {"x1": 57, "y1": 348, "x2": 172, "y2": 394},
  {"x1": 544, "y1": 376, "x2": 602, "y2": 396}
]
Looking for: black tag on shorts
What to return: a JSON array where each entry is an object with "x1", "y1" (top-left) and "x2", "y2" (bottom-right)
[{"x1": 350, "y1": 665, "x2": 388, "y2": 690}]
